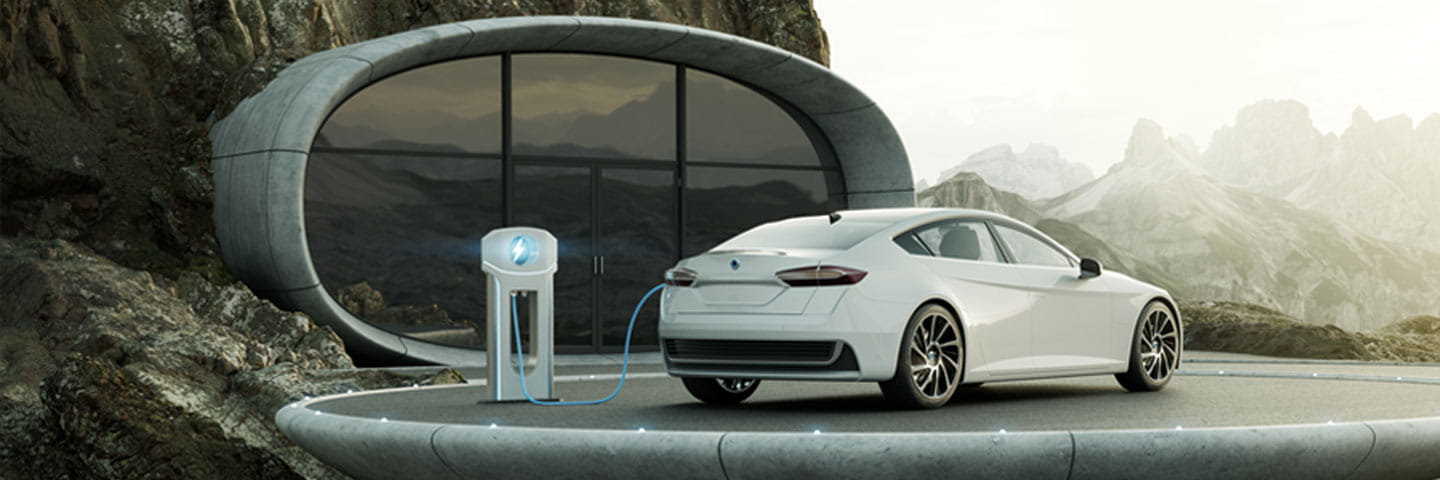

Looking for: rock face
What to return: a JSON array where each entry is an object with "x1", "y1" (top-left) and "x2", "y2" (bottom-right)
[
  {"x1": 1201, "y1": 100, "x2": 1440, "y2": 252},
  {"x1": 0, "y1": 0, "x2": 831, "y2": 280},
  {"x1": 936, "y1": 144, "x2": 1095, "y2": 200},
  {"x1": 0, "y1": 238, "x2": 463, "y2": 478},
  {"x1": 1040, "y1": 119, "x2": 1440, "y2": 331},
  {"x1": 1181, "y1": 301, "x2": 1440, "y2": 362}
]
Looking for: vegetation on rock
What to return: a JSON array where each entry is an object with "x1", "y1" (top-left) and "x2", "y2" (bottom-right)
[{"x1": 1181, "y1": 301, "x2": 1440, "y2": 362}]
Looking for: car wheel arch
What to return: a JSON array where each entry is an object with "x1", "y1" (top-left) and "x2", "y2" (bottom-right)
[
  {"x1": 914, "y1": 298, "x2": 970, "y2": 370},
  {"x1": 1130, "y1": 296, "x2": 1182, "y2": 362}
]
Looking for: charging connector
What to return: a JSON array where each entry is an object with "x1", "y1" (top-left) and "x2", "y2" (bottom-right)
[{"x1": 510, "y1": 284, "x2": 665, "y2": 406}]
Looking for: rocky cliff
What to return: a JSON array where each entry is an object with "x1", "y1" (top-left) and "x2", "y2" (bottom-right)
[
  {"x1": 1, "y1": 0, "x2": 830, "y2": 280},
  {"x1": 1201, "y1": 100, "x2": 1440, "y2": 252},
  {"x1": 0, "y1": 238, "x2": 464, "y2": 478}
]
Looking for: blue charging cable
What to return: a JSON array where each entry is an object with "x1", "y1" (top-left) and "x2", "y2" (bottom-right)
[{"x1": 511, "y1": 283, "x2": 666, "y2": 405}]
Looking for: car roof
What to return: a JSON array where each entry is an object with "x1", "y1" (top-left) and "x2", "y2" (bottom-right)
[{"x1": 830, "y1": 207, "x2": 1012, "y2": 225}]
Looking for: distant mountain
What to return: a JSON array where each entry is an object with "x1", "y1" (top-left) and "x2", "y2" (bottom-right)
[
  {"x1": 917, "y1": 172, "x2": 1190, "y2": 296},
  {"x1": 936, "y1": 144, "x2": 1094, "y2": 200},
  {"x1": 1201, "y1": 100, "x2": 1440, "y2": 252},
  {"x1": 1040, "y1": 119, "x2": 1440, "y2": 331}
]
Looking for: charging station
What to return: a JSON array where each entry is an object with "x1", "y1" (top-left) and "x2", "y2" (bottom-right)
[{"x1": 481, "y1": 227, "x2": 558, "y2": 402}]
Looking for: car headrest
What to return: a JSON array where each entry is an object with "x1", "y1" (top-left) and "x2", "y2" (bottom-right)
[{"x1": 939, "y1": 227, "x2": 982, "y2": 260}]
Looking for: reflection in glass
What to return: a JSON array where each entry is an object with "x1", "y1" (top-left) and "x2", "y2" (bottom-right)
[
  {"x1": 513, "y1": 164, "x2": 595, "y2": 348},
  {"x1": 599, "y1": 169, "x2": 676, "y2": 348},
  {"x1": 307, "y1": 55, "x2": 846, "y2": 353},
  {"x1": 315, "y1": 57, "x2": 501, "y2": 154},
  {"x1": 687, "y1": 69, "x2": 821, "y2": 166},
  {"x1": 684, "y1": 167, "x2": 843, "y2": 255},
  {"x1": 305, "y1": 152, "x2": 502, "y2": 347},
  {"x1": 512, "y1": 54, "x2": 675, "y2": 160}
]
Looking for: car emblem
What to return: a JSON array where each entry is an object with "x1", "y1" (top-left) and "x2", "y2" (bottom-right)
[{"x1": 729, "y1": 258, "x2": 740, "y2": 271}]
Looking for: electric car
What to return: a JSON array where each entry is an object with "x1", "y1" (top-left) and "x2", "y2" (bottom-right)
[{"x1": 659, "y1": 208, "x2": 1181, "y2": 409}]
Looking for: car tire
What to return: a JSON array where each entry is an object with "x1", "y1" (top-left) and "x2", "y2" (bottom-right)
[
  {"x1": 682, "y1": 378, "x2": 760, "y2": 404},
  {"x1": 1116, "y1": 301, "x2": 1181, "y2": 392},
  {"x1": 880, "y1": 304, "x2": 965, "y2": 409}
]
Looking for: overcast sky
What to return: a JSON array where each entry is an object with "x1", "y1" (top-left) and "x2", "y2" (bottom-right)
[{"x1": 814, "y1": 0, "x2": 1440, "y2": 184}]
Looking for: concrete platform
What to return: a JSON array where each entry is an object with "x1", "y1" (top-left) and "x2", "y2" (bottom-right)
[{"x1": 277, "y1": 353, "x2": 1440, "y2": 479}]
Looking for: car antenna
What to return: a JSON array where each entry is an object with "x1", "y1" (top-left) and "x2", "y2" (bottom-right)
[{"x1": 828, "y1": 212, "x2": 842, "y2": 224}]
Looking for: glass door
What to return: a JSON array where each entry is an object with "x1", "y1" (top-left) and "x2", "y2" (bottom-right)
[
  {"x1": 512, "y1": 164, "x2": 595, "y2": 349},
  {"x1": 597, "y1": 168, "x2": 677, "y2": 350},
  {"x1": 513, "y1": 163, "x2": 676, "y2": 352}
]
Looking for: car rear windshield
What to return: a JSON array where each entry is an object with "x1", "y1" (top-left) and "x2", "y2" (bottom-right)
[{"x1": 714, "y1": 216, "x2": 889, "y2": 251}]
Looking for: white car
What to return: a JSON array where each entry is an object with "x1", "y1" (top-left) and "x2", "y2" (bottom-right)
[{"x1": 659, "y1": 208, "x2": 1181, "y2": 409}]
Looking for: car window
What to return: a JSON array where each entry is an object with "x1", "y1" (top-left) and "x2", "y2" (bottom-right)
[
  {"x1": 994, "y1": 224, "x2": 1072, "y2": 267},
  {"x1": 893, "y1": 232, "x2": 931, "y2": 255},
  {"x1": 912, "y1": 221, "x2": 1002, "y2": 262}
]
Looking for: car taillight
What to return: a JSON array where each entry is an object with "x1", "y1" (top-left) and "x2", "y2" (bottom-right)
[
  {"x1": 665, "y1": 268, "x2": 698, "y2": 287},
  {"x1": 776, "y1": 266, "x2": 868, "y2": 287}
]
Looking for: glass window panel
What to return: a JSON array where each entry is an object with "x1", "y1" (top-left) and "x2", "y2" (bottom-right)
[
  {"x1": 894, "y1": 233, "x2": 931, "y2": 256},
  {"x1": 305, "y1": 152, "x2": 501, "y2": 347},
  {"x1": 315, "y1": 57, "x2": 501, "y2": 154},
  {"x1": 512, "y1": 54, "x2": 675, "y2": 160},
  {"x1": 914, "y1": 221, "x2": 1002, "y2": 263},
  {"x1": 995, "y1": 224, "x2": 1073, "y2": 267},
  {"x1": 686, "y1": 69, "x2": 821, "y2": 166},
  {"x1": 684, "y1": 167, "x2": 842, "y2": 255},
  {"x1": 599, "y1": 168, "x2": 676, "y2": 348},
  {"x1": 512, "y1": 164, "x2": 595, "y2": 348}
]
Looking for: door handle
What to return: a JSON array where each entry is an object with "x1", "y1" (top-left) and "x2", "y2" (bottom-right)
[
  {"x1": 592, "y1": 256, "x2": 598, "y2": 276},
  {"x1": 599, "y1": 256, "x2": 605, "y2": 276}
]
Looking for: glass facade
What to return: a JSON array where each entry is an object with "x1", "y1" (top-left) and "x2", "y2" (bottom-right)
[{"x1": 306, "y1": 54, "x2": 844, "y2": 352}]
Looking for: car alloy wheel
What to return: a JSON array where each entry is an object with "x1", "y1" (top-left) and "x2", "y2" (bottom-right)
[
  {"x1": 881, "y1": 304, "x2": 964, "y2": 409},
  {"x1": 717, "y1": 378, "x2": 757, "y2": 394},
  {"x1": 1139, "y1": 306, "x2": 1180, "y2": 383},
  {"x1": 1116, "y1": 301, "x2": 1181, "y2": 392},
  {"x1": 909, "y1": 312, "x2": 963, "y2": 398},
  {"x1": 682, "y1": 377, "x2": 761, "y2": 404}
]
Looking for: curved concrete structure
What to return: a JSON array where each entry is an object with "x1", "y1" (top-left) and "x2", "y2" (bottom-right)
[
  {"x1": 207, "y1": 16, "x2": 913, "y2": 365},
  {"x1": 278, "y1": 358, "x2": 1440, "y2": 479}
]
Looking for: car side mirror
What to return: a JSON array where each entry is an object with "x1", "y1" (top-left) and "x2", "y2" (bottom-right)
[{"x1": 1080, "y1": 258, "x2": 1102, "y2": 279}]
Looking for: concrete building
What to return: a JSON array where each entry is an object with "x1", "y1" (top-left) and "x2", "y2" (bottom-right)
[{"x1": 210, "y1": 16, "x2": 912, "y2": 364}]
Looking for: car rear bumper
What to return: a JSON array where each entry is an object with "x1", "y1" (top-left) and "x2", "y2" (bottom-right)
[{"x1": 658, "y1": 296, "x2": 905, "y2": 381}]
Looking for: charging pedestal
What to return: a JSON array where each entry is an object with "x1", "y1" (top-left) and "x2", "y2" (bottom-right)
[{"x1": 481, "y1": 227, "x2": 558, "y2": 402}]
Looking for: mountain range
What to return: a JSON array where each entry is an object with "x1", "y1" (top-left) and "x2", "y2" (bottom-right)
[
  {"x1": 1201, "y1": 100, "x2": 1440, "y2": 252},
  {"x1": 935, "y1": 144, "x2": 1094, "y2": 200},
  {"x1": 923, "y1": 104, "x2": 1440, "y2": 331}
]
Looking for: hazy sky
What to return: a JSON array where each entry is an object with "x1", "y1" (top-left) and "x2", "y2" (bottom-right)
[{"x1": 815, "y1": 0, "x2": 1440, "y2": 184}]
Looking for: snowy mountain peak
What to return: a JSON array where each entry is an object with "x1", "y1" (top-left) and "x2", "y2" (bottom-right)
[
  {"x1": 1123, "y1": 119, "x2": 1170, "y2": 164},
  {"x1": 1417, "y1": 114, "x2": 1440, "y2": 138},
  {"x1": 1236, "y1": 99, "x2": 1315, "y2": 129},
  {"x1": 1351, "y1": 105, "x2": 1374, "y2": 126},
  {"x1": 1021, "y1": 143, "x2": 1060, "y2": 158},
  {"x1": 935, "y1": 143, "x2": 1094, "y2": 200}
]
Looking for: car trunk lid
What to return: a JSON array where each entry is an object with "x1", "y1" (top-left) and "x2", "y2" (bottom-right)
[{"x1": 672, "y1": 249, "x2": 836, "y2": 314}]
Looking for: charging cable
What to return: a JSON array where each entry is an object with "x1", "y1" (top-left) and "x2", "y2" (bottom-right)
[{"x1": 511, "y1": 284, "x2": 665, "y2": 405}]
